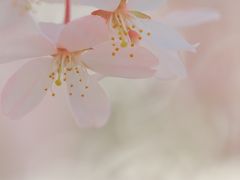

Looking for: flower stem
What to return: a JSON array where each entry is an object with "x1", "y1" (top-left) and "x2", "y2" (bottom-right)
[{"x1": 64, "y1": 0, "x2": 71, "y2": 24}]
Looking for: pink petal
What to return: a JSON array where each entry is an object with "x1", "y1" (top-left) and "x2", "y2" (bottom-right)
[
  {"x1": 66, "y1": 72, "x2": 111, "y2": 128},
  {"x1": 39, "y1": 22, "x2": 64, "y2": 44},
  {"x1": 0, "y1": 1, "x2": 56, "y2": 64},
  {"x1": 137, "y1": 19, "x2": 195, "y2": 51},
  {"x1": 162, "y1": 8, "x2": 221, "y2": 28},
  {"x1": 1, "y1": 57, "x2": 53, "y2": 120},
  {"x1": 79, "y1": 0, "x2": 120, "y2": 11},
  {"x1": 57, "y1": 15, "x2": 109, "y2": 51},
  {"x1": 81, "y1": 42, "x2": 159, "y2": 79},
  {"x1": 127, "y1": 0, "x2": 166, "y2": 11}
]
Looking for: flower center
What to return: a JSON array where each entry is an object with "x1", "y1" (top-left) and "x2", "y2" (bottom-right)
[
  {"x1": 44, "y1": 48, "x2": 89, "y2": 97},
  {"x1": 92, "y1": 0, "x2": 152, "y2": 57}
]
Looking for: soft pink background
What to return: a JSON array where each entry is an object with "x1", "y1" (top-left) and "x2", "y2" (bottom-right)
[{"x1": 0, "y1": 0, "x2": 240, "y2": 179}]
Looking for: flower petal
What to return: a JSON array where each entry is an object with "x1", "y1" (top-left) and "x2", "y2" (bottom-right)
[
  {"x1": 154, "y1": 50, "x2": 187, "y2": 79},
  {"x1": 162, "y1": 8, "x2": 221, "y2": 28},
  {"x1": 57, "y1": 15, "x2": 109, "y2": 51},
  {"x1": 66, "y1": 72, "x2": 111, "y2": 128},
  {"x1": 79, "y1": 0, "x2": 120, "y2": 11},
  {"x1": 81, "y1": 42, "x2": 159, "y2": 79},
  {"x1": 0, "y1": 1, "x2": 56, "y2": 64},
  {"x1": 39, "y1": 22, "x2": 64, "y2": 44},
  {"x1": 1, "y1": 57, "x2": 53, "y2": 120},
  {"x1": 137, "y1": 19, "x2": 195, "y2": 51},
  {"x1": 127, "y1": 0, "x2": 166, "y2": 11}
]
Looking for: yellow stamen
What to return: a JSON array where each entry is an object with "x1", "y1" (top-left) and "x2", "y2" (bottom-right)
[
  {"x1": 55, "y1": 79, "x2": 62, "y2": 86},
  {"x1": 121, "y1": 41, "x2": 128, "y2": 47}
]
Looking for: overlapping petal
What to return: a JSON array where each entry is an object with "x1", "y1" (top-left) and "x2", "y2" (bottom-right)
[
  {"x1": 79, "y1": 0, "x2": 120, "y2": 11},
  {"x1": 137, "y1": 19, "x2": 195, "y2": 51},
  {"x1": 39, "y1": 22, "x2": 64, "y2": 44},
  {"x1": 1, "y1": 57, "x2": 52, "y2": 120},
  {"x1": 82, "y1": 42, "x2": 159, "y2": 79},
  {"x1": 57, "y1": 15, "x2": 109, "y2": 51},
  {"x1": 162, "y1": 8, "x2": 221, "y2": 28},
  {"x1": 127, "y1": 0, "x2": 167, "y2": 11},
  {"x1": 154, "y1": 50, "x2": 187, "y2": 79},
  {"x1": 0, "y1": 1, "x2": 56, "y2": 64},
  {"x1": 66, "y1": 72, "x2": 111, "y2": 128}
]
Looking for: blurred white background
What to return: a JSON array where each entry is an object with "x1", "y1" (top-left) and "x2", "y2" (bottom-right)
[{"x1": 0, "y1": 0, "x2": 240, "y2": 179}]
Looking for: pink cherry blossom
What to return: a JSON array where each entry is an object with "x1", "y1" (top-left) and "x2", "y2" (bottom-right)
[
  {"x1": 0, "y1": 1, "x2": 158, "y2": 127},
  {"x1": 39, "y1": 1, "x2": 220, "y2": 80},
  {"x1": 77, "y1": 0, "x2": 196, "y2": 79}
]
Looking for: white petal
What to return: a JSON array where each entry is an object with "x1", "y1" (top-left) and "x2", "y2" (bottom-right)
[
  {"x1": 137, "y1": 19, "x2": 195, "y2": 51},
  {"x1": 79, "y1": 0, "x2": 120, "y2": 11},
  {"x1": 66, "y1": 72, "x2": 111, "y2": 128},
  {"x1": 1, "y1": 57, "x2": 53, "y2": 120},
  {"x1": 81, "y1": 42, "x2": 158, "y2": 79},
  {"x1": 154, "y1": 50, "x2": 187, "y2": 79},
  {"x1": 162, "y1": 8, "x2": 221, "y2": 28},
  {"x1": 0, "y1": 1, "x2": 56, "y2": 64},
  {"x1": 127, "y1": 0, "x2": 166, "y2": 11}
]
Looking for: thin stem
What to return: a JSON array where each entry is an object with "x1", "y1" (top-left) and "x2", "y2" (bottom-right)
[{"x1": 64, "y1": 0, "x2": 71, "y2": 24}]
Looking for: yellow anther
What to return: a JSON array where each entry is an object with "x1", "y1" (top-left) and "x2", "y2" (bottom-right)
[
  {"x1": 121, "y1": 41, "x2": 128, "y2": 48},
  {"x1": 55, "y1": 79, "x2": 62, "y2": 86},
  {"x1": 112, "y1": 52, "x2": 116, "y2": 56}
]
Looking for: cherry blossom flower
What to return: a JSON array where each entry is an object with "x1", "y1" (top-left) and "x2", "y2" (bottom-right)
[
  {"x1": 40, "y1": 0, "x2": 220, "y2": 80},
  {"x1": 75, "y1": 0, "x2": 197, "y2": 79},
  {"x1": 79, "y1": 0, "x2": 191, "y2": 49},
  {"x1": 0, "y1": 1, "x2": 158, "y2": 127}
]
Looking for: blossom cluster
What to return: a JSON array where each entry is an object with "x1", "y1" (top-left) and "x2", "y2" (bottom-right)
[{"x1": 0, "y1": 0, "x2": 219, "y2": 127}]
